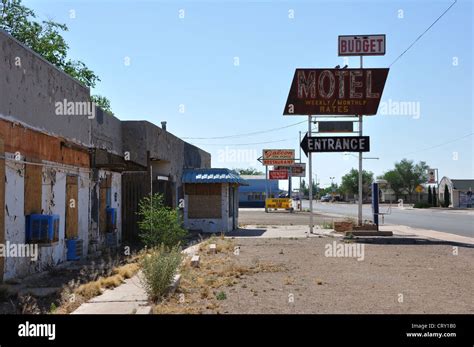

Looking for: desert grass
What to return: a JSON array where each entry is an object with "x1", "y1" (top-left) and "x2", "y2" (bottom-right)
[{"x1": 153, "y1": 238, "x2": 286, "y2": 314}]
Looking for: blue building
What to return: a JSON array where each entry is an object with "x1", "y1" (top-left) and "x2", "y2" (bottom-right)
[{"x1": 239, "y1": 175, "x2": 280, "y2": 207}]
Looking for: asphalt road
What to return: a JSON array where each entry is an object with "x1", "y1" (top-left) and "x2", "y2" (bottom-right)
[{"x1": 302, "y1": 200, "x2": 474, "y2": 238}]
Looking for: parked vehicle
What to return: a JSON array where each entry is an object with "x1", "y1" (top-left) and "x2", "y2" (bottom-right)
[{"x1": 321, "y1": 195, "x2": 332, "y2": 202}]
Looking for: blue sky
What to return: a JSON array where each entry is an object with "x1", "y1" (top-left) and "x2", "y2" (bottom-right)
[{"x1": 26, "y1": 0, "x2": 473, "y2": 188}]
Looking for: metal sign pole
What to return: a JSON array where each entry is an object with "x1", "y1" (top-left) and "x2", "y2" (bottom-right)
[
  {"x1": 299, "y1": 131, "x2": 303, "y2": 211},
  {"x1": 308, "y1": 115, "x2": 314, "y2": 234},
  {"x1": 265, "y1": 165, "x2": 268, "y2": 212},
  {"x1": 358, "y1": 56, "x2": 364, "y2": 226}
]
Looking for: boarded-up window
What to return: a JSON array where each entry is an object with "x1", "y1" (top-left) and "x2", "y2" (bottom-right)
[
  {"x1": 186, "y1": 183, "x2": 222, "y2": 219},
  {"x1": 24, "y1": 163, "x2": 42, "y2": 215},
  {"x1": 65, "y1": 175, "x2": 78, "y2": 239},
  {"x1": 99, "y1": 174, "x2": 112, "y2": 233},
  {"x1": 188, "y1": 195, "x2": 221, "y2": 219}
]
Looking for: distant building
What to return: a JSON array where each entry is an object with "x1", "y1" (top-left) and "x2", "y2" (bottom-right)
[
  {"x1": 439, "y1": 177, "x2": 473, "y2": 208},
  {"x1": 238, "y1": 175, "x2": 280, "y2": 207}
]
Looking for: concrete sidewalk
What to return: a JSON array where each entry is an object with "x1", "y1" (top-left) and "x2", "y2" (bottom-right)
[
  {"x1": 72, "y1": 273, "x2": 152, "y2": 314},
  {"x1": 226, "y1": 225, "x2": 338, "y2": 239},
  {"x1": 71, "y1": 244, "x2": 200, "y2": 315},
  {"x1": 381, "y1": 225, "x2": 474, "y2": 245},
  {"x1": 228, "y1": 224, "x2": 473, "y2": 245}
]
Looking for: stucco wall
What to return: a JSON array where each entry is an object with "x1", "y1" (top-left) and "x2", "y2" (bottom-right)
[{"x1": 0, "y1": 30, "x2": 91, "y2": 146}]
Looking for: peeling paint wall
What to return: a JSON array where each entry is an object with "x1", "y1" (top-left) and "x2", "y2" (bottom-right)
[
  {"x1": 4, "y1": 160, "x2": 25, "y2": 280},
  {"x1": 3, "y1": 156, "x2": 93, "y2": 280}
]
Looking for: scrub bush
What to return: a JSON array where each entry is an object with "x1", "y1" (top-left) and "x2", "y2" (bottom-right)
[
  {"x1": 140, "y1": 244, "x2": 183, "y2": 301},
  {"x1": 138, "y1": 193, "x2": 187, "y2": 248},
  {"x1": 413, "y1": 202, "x2": 432, "y2": 208}
]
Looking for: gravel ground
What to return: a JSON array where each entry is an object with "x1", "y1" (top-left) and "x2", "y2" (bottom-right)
[{"x1": 215, "y1": 237, "x2": 474, "y2": 314}]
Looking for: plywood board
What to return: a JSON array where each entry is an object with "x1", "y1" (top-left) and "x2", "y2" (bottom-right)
[
  {"x1": 24, "y1": 162, "x2": 42, "y2": 215},
  {"x1": 65, "y1": 175, "x2": 79, "y2": 239}
]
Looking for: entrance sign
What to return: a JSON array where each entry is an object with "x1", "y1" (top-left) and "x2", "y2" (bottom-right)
[
  {"x1": 338, "y1": 35, "x2": 386, "y2": 56},
  {"x1": 318, "y1": 121, "x2": 353, "y2": 133},
  {"x1": 283, "y1": 68, "x2": 389, "y2": 116},
  {"x1": 262, "y1": 149, "x2": 295, "y2": 166},
  {"x1": 274, "y1": 163, "x2": 306, "y2": 177},
  {"x1": 301, "y1": 134, "x2": 370, "y2": 156},
  {"x1": 269, "y1": 170, "x2": 288, "y2": 180}
]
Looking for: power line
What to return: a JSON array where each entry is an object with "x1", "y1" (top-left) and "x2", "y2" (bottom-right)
[
  {"x1": 389, "y1": 0, "x2": 457, "y2": 67},
  {"x1": 182, "y1": 120, "x2": 306, "y2": 140},
  {"x1": 400, "y1": 132, "x2": 473, "y2": 156},
  {"x1": 190, "y1": 138, "x2": 295, "y2": 146}
]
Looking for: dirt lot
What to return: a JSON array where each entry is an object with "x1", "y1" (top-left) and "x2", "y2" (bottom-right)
[{"x1": 157, "y1": 237, "x2": 473, "y2": 314}]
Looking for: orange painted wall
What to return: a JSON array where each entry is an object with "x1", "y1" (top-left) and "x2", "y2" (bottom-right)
[{"x1": 0, "y1": 119, "x2": 90, "y2": 167}]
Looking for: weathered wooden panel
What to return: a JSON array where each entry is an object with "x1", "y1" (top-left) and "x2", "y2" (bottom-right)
[
  {"x1": 0, "y1": 138, "x2": 5, "y2": 282},
  {"x1": 153, "y1": 179, "x2": 173, "y2": 207},
  {"x1": 121, "y1": 172, "x2": 149, "y2": 242},
  {"x1": 24, "y1": 162, "x2": 42, "y2": 215},
  {"x1": 188, "y1": 195, "x2": 221, "y2": 219},
  {"x1": 65, "y1": 175, "x2": 79, "y2": 239}
]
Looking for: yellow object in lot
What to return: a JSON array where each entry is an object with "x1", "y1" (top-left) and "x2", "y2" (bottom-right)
[{"x1": 265, "y1": 198, "x2": 293, "y2": 210}]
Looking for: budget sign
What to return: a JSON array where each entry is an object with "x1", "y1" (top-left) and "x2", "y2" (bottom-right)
[{"x1": 338, "y1": 35, "x2": 386, "y2": 56}]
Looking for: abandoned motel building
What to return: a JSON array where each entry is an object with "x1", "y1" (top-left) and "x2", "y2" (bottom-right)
[{"x1": 0, "y1": 30, "x2": 246, "y2": 282}]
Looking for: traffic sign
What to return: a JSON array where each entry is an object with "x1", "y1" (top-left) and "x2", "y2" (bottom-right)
[{"x1": 300, "y1": 134, "x2": 370, "y2": 156}]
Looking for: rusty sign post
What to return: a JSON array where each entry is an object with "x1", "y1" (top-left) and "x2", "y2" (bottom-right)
[{"x1": 337, "y1": 34, "x2": 387, "y2": 226}]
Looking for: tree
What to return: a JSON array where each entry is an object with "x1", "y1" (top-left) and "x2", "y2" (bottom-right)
[
  {"x1": 444, "y1": 184, "x2": 450, "y2": 207},
  {"x1": 427, "y1": 186, "x2": 432, "y2": 205},
  {"x1": 393, "y1": 159, "x2": 429, "y2": 201},
  {"x1": 91, "y1": 95, "x2": 112, "y2": 114},
  {"x1": 0, "y1": 0, "x2": 111, "y2": 111},
  {"x1": 340, "y1": 169, "x2": 373, "y2": 200},
  {"x1": 380, "y1": 170, "x2": 404, "y2": 201},
  {"x1": 299, "y1": 179, "x2": 308, "y2": 196},
  {"x1": 236, "y1": 168, "x2": 264, "y2": 175},
  {"x1": 432, "y1": 187, "x2": 437, "y2": 207}
]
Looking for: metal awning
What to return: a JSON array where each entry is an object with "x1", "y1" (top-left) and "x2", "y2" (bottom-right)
[{"x1": 182, "y1": 168, "x2": 248, "y2": 185}]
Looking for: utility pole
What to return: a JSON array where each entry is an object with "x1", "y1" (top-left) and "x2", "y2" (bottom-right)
[
  {"x1": 308, "y1": 115, "x2": 314, "y2": 234},
  {"x1": 265, "y1": 165, "x2": 268, "y2": 213},
  {"x1": 299, "y1": 131, "x2": 303, "y2": 211},
  {"x1": 358, "y1": 55, "x2": 363, "y2": 226}
]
